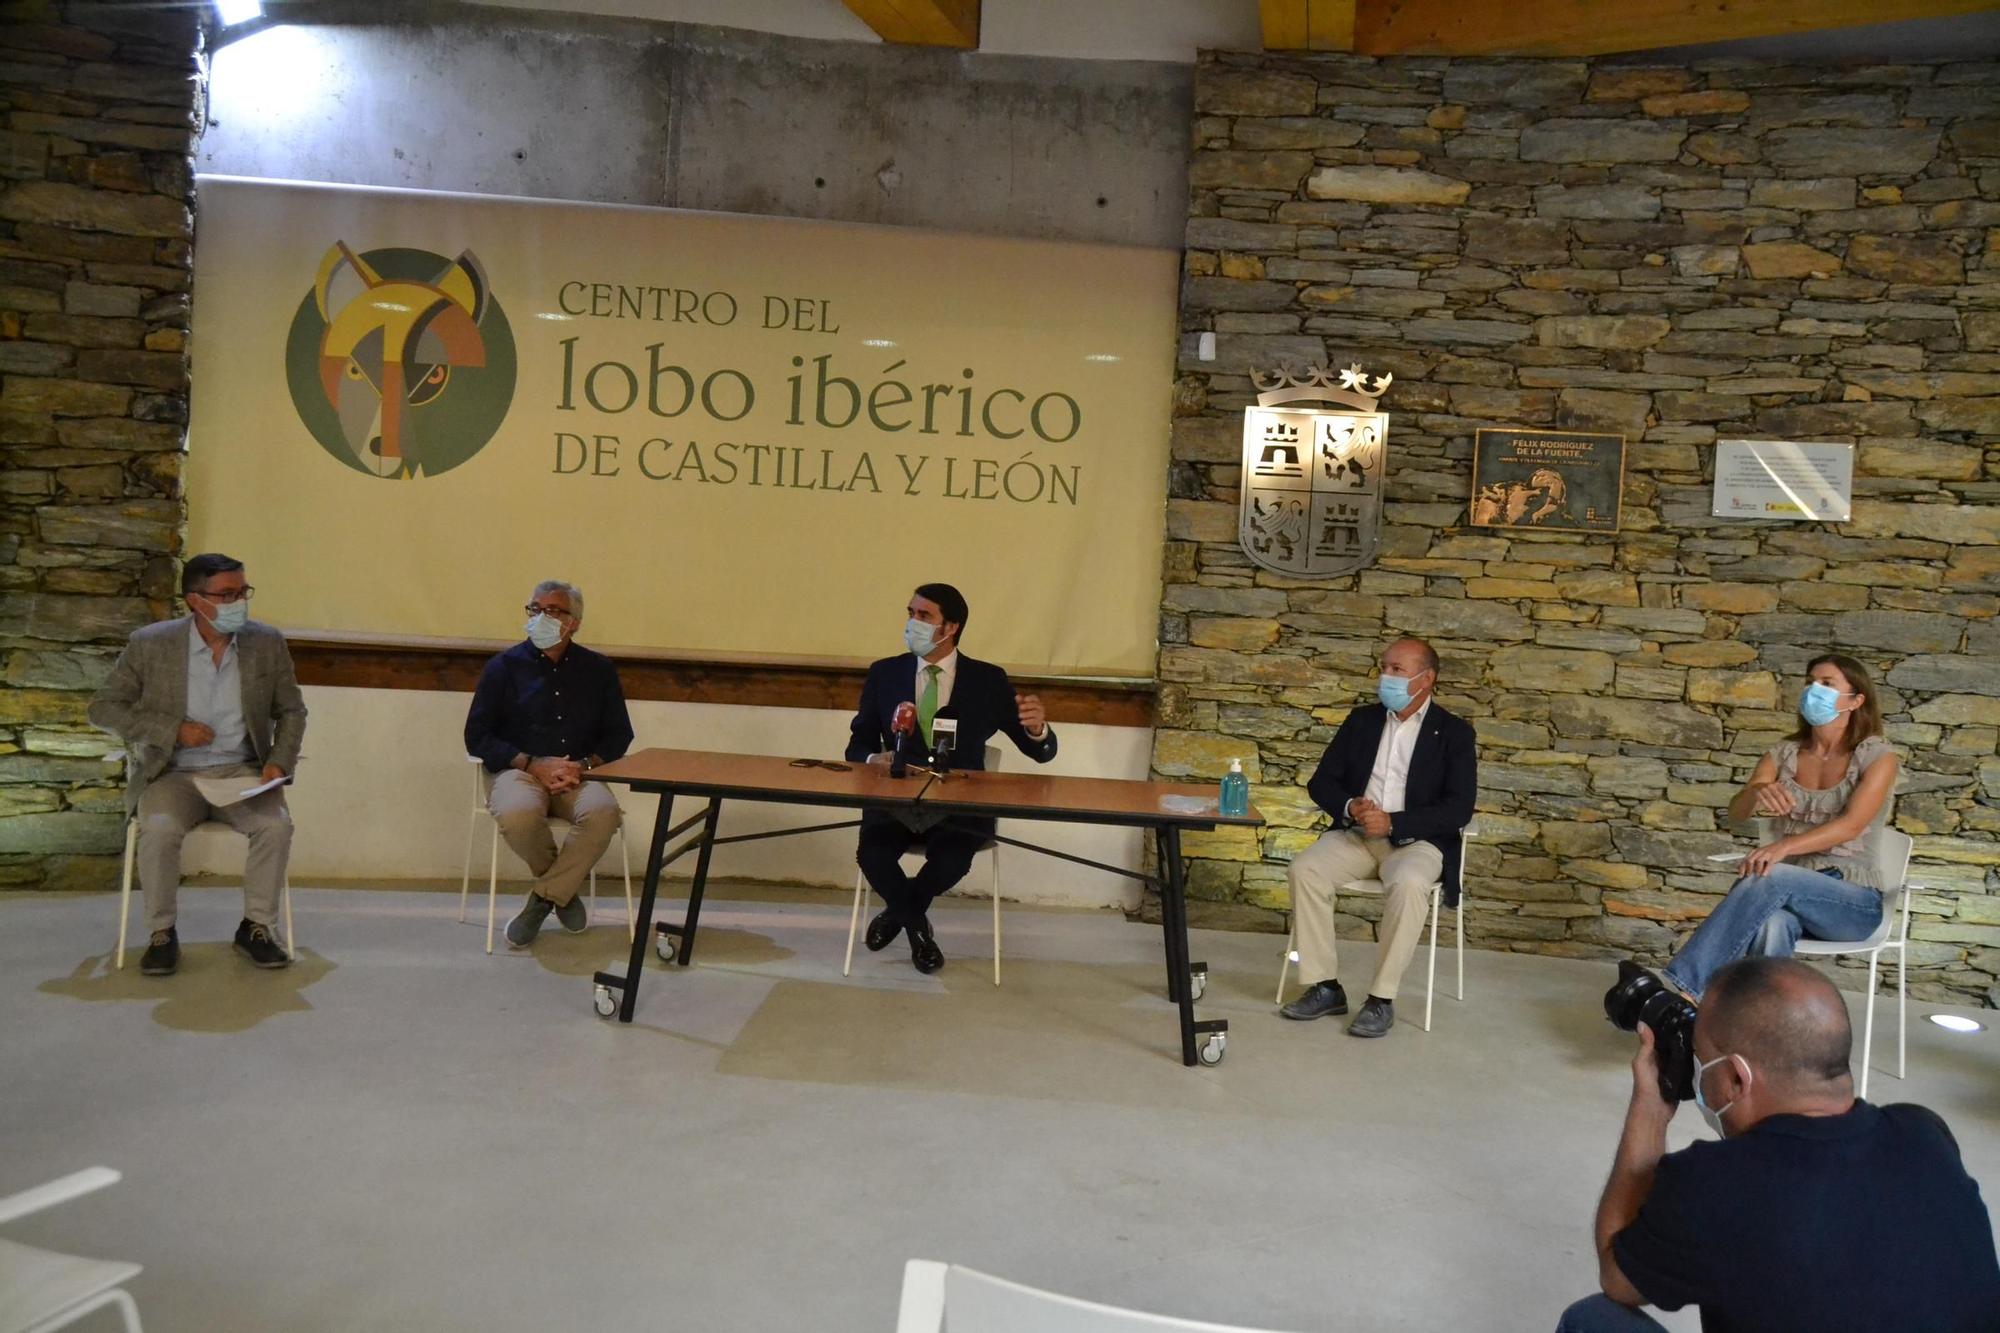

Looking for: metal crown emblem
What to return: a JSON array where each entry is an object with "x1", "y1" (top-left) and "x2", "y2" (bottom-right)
[{"x1": 1251, "y1": 363, "x2": 1393, "y2": 412}]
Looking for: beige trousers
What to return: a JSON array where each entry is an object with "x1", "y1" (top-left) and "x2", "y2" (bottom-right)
[
  {"x1": 488, "y1": 770, "x2": 622, "y2": 907},
  {"x1": 1287, "y1": 827, "x2": 1443, "y2": 1001},
  {"x1": 137, "y1": 763, "x2": 292, "y2": 933}
]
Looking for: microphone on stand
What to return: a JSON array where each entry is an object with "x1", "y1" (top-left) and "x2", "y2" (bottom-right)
[
  {"x1": 890, "y1": 701, "x2": 918, "y2": 778},
  {"x1": 930, "y1": 706, "x2": 959, "y2": 776}
]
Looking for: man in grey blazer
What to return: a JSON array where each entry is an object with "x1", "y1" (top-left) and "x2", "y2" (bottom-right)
[{"x1": 89, "y1": 553, "x2": 308, "y2": 975}]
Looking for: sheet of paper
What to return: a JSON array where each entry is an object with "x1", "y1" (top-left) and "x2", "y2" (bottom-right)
[
  {"x1": 1705, "y1": 852, "x2": 1745, "y2": 863},
  {"x1": 191, "y1": 773, "x2": 291, "y2": 807}
]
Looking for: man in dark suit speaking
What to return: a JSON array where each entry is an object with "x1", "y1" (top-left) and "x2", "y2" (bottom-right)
[
  {"x1": 1280, "y1": 636, "x2": 1477, "y2": 1038},
  {"x1": 846, "y1": 582, "x2": 1057, "y2": 974}
]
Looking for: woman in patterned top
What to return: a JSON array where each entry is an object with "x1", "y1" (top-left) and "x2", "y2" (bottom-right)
[{"x1": 1660, "y1": 652, "x2": 1900, "y2": 1001}]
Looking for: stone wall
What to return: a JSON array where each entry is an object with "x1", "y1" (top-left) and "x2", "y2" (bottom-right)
[
  {"x1": 1160, "y1": 52, "x2": 2000, "y2": 1005},
  {"x1": 0, "y1": 2, "x2": 203, "y2": 885}
]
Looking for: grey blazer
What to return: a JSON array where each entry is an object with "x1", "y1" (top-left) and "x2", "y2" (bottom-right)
[{"x1": 88, "y1": 616, "x2": 309, "y2": 811}]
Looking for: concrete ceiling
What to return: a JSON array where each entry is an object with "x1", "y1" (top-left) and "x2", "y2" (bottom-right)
[{"x1": 466, "y1": 0, "x2": 2000, "y2": 63}]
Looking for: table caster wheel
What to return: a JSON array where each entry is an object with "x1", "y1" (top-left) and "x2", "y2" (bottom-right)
[
  {"x1": 1189, "y1": 969, "x2": 1208, "y2": 1002},
  {"x1": 1197, "y1": 1032, "x2": 1226, "y2": 1066},
  {"x1": 656, "y1": 934, "x2": 676, "y2": 963},
  {"x1": 593, "y1": 984, "x2": 616, "y2": 1018}
]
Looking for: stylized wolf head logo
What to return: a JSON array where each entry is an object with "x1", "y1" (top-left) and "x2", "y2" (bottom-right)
[{"x1": 312, "y1": 241, "x2": 489, "y2": 479}]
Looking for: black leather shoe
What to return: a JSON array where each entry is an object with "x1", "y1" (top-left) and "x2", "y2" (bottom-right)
[
  {"x1": 1279, "y1": 979, "x2": 1348, "y2": 1020},
  {"x1": 139, "y1": 926, "x2": 178, "y2": 976},
  {"x1": 908, "y1": 916, "x2": 944, "y2": 974},
  {"x1": 864, "y1": 910, "x2": 902, "y2": 952},
  {"x1": 233, "y1": 918, "x2": 290, "y2": 969}
]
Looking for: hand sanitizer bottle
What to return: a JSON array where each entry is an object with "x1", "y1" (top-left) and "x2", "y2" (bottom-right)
[{"x1": 1219, "y1": 757, "x2": 1249, "y2": 817}]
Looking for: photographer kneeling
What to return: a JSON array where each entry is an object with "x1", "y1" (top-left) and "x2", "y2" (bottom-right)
[{"x1": 1565, "y1": 957, "x2": 1999, "y2": 1332}]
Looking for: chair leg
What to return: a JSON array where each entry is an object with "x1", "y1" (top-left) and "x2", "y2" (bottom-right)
[
  {"x1": 485, "y1": 822, "x2": 500, "y2": 955},
  {"x1": 843, "y1": 868, "x2": 868, "y2": 978},
  {"x1": 282, "y1": 877, "x2": 296, "y2": 960},
  {"x1": 990, "y1": 847, "x2": 1001, "y2": 988},
  {"x1": 1423, "y1": 888, "x2": 1438, "y2": 1034},
  {"x1": 1455, "y1": 900, "x2": 1465, "y2": 1000},
  {"x1": 116, "y1": 817, "x2": 137, "y2": 970},
  {"x1": 1275, "y1": 926, "x2": 1296, "y2": 1005},
  {"x1": 1859, "y1": 951, "x2": 1880, "y2": 1101},
  {"x1": 460, "y1": 810, "x2": 480, "y2": 924},
  {"x1": 1895, "y1": 943, "x2": 1906, "y2": 1081},
  {"x1": 619, "y1": 822, "x2": 635, "y2": 942}
]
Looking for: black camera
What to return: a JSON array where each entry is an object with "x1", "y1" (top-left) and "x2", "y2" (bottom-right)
[{"x1": 1604, "y1": 961, "x2": 1698, "y2": 1103}]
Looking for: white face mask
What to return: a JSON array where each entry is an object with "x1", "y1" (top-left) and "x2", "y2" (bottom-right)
[
  {"x1": 1692, "y1": 1051, "x2": 1749, "y2": 1137},
  {"x1": 195, "y1": 597, "x2": 248, "y2": 635},
  {"x1": 525, "y1": 613, "x2": 565, "y2": 651},
  {"x1": 904, "y1": 617, "x2": 940, "y2": 657}
]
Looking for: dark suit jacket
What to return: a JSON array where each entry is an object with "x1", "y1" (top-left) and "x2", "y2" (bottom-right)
[
  {"x1": 846, "y1": 652, "x2": 1058, "y2": 835},
  {"x1": 1304, "y1": 700, "x2": 1477, "y2": 906}
]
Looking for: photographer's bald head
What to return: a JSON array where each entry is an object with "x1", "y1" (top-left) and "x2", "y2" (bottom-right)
[{"x1": 1693, "y1": 957, "x2": 1857, "y2": 1137}]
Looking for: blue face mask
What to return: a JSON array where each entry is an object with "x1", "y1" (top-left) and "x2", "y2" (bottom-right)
[
  {"x1": 1799, "y1": 682, "x2": 1844, "y2": 728},
  {"x1": 904, "y1": 618, "x2": 940, "y2": 657},
  {"x1": 1378, "y1": 671, "x2": 1426, "y2": 713},
  {"x1": 210, "y1": 600, "x2": 248, "y2": 635},
  {"x1": 526, "y1": 614, "x2": 564, "y2": 651}
]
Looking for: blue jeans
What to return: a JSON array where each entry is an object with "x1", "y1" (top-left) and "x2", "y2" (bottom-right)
[
  {"x1": 1556, "y1": 1295, "x2": 1666, "y2": 1331},
  {"x1": 1663, "y1": 863, "x2": 1881, "y2": 999}
]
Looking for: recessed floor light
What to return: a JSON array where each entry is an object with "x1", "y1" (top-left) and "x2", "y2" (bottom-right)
[{"x1": 1928, "y1": 1014, "x2": 1986, "y2": 1034}]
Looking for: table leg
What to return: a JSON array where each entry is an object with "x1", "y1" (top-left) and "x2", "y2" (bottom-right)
[
  {"x1": 1159, "y1": 823, "x2": 1227, "y2": 1068},
  {"x1": 592, "y1": 787, "x2": 674, "y2": 1024},
  {"x1": 1156, "y1": 825, "x2": 1186, "y2": 1005},
  {"x1": 673, "y1": 799, "x2": 725, "y2": 966}
]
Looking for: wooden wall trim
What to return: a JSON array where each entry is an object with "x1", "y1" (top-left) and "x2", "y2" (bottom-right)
[{"x1": 287, "y1": 637, "x2": 1157, "y2": 729}]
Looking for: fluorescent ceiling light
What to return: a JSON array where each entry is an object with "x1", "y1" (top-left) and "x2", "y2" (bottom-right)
[
  {"x1": 1928, "y1": 1014, "x2": 1985, "y2": 1034},
  {"x1": 215, "y1": 0, "x2": 262, "y2": 25}
]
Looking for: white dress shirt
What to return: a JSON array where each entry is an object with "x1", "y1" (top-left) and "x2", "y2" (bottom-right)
[
  {"x1": 914, "y1": 648, "x2": 958, "y2": 713},
  {"x1": 1360, "y1": 697, "x2": 1430, "y2": 816}
]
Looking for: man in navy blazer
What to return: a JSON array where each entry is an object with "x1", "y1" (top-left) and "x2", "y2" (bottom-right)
[
  {"x1": 1281, "y1": 636, "x2": 1477, "y2": 1037},
  {"x1": 845, "y1": 582, "x2": 1057, "y2": 973}
]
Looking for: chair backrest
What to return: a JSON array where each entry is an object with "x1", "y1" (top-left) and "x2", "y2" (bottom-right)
[
  {"x1": 899, "y1": 1261, "x2": 1300, "y2": 1333},
  {"x1": 1873, "y1": 826, "x2": 1913, "y2": 894}
]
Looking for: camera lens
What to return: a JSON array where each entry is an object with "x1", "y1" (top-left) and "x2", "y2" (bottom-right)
[{"x1": 1604, "y1": 961, "x2": 1699, "y2": 1103}]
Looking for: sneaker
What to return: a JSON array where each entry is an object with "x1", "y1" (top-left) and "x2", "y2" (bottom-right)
[
  {"x1": 139, "y1": 926, "x2": 179, "y2": 976},
  {"x1": 1346, "y1": 996, "x2": 1394, "y2": 1038},
  {"x1": 506, "y1": 892, "x2": 556, "y2": 948},
  {"x1": 233, "y1": 919, "x2": 290, "y2": 969},
  {"x1": 553, "y1": 894, "x2": 587, "y2": 934},
  {"x1": 1279, "y1": 979, "x2": 1349, "y2": 1020}
]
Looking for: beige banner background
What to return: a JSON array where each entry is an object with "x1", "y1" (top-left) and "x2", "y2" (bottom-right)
[{"x1": 186, "y1": 177, "x2": 1177, "y2": 676}]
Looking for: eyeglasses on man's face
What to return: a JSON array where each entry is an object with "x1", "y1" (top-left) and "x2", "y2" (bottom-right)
[
  {"x1": 524, "y1": 603, "x2": 576, "y2": 621},
  {"x1": 193, "y1": 585, "x2": 254, "y2": 604}
]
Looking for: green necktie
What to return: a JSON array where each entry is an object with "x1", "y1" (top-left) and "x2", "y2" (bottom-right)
[{"x1": 917, "y1": 664, "x2": 941, "y2": 745}]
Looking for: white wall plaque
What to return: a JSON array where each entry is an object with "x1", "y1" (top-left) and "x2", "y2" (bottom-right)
[{"x1": 1711, "y1": 439, "x2": 1853, "y2": 522}]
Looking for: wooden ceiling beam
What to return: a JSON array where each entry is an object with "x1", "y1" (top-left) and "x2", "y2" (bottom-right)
[
  {"x1": 1351, "y1": 0, "x2": 2000, "y2": 58},
  {"x1": 1261, "y1": 0, "x2": 1358, "y2": 52},
  {"x1": 843, "y1": 0, "x2": 980, "y2": 50}
]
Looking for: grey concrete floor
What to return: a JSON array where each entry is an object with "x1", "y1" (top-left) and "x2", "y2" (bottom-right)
[{"x1": 3, "y1": 882, "x2": 1996, "y2": 1333}]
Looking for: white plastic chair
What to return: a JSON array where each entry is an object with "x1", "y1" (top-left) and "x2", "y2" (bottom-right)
[
  {"x1": 0, "y1": 1167, "x2": 142, "y2": 1333},
  {"x1": 459, "y1": 755, "x2": 634, "y2": 954},
  {"x1": 1792, "y1": 826, "x2": 1916, "y2": 1100},
  {"x1": 895, "y1": 1259, "x2": 1301, "y2": 1332},
  {"x1": 845, "y1": 745, "x2": 1003, "y2": 986},
  {"x1": 111, "y1": 754, "x2": 295, "y2": 970},
  {"x1": 1274, "y1": 827, "x2": 1472, "y2": 1033}
]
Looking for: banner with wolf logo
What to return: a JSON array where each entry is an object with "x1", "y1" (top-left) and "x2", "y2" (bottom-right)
[{"x1": 185, "y1": 177, "x2": 1178, "y2": 676}]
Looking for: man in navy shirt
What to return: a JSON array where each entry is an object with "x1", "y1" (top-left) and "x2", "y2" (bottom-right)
[
  {"x1": 1560, "y1": 956, "x2": 2000, "y2": 1332},
  {"x1": 465, "y1": 579, "x2": 634, "y2": 948}
]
